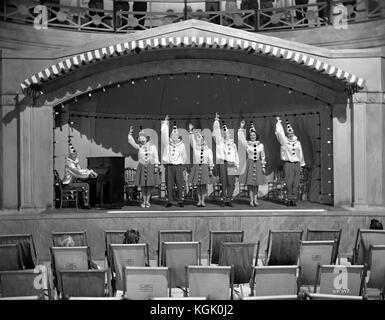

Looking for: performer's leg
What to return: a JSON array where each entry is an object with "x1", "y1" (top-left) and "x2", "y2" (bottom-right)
[
  {"x1": 201, "y1": 185, "x2": 207, "y2": 206},
  {"x1": 68, "y1": 182, "x2": 90, "y2": 208},
  {"x1": 197, "y1": 186, "x2": 202, "y2": 206},
  {"x1": 249, "y1": 188, "x2": 254, "y2": 206},
  {"x1": 166, "y1": 165, "x2": 175, "y2": 205},
  {"x1": 254, "y1": 186, "x2": 259, "y2": 206},
  {"x1": 292, "y1": 164, "x2": 301, "y2": 201},
  {"x1": 218, "y1": 164, "x2": 227, "y2": 206},
  {"x1": 283, "y1": 162, "x2": 293, "y2": 200},
  {"x1": 226, "y1": 174, "x2": 235, "y2": 206},
  {"x1": 175, "y1": 165, "x2": 185, "y2": 206}
]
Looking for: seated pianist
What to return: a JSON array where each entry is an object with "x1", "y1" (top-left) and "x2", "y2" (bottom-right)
[{"x1": 62, "y1": 141, "x2": 98, "y2": 209}]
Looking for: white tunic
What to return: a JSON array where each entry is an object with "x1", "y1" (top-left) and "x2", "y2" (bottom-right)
[
  {"x1": 161, "y1": 120, "x2": 187, "y2": 165},
  {"x1": 62, "y1": 157, "x2": 93, "y2": 184},
  {"x1": 275, "y1": 120, "x2": 305, "y2": 166},
  {"x1": 213, "y1": 119, "x2": 239, "y2": 168},
  {"x1": 238, "y1": 128, "x2": 267, "y2": 166},
  {"x1": 189, "y1": 132, "x2": 214, "y2": 167}
]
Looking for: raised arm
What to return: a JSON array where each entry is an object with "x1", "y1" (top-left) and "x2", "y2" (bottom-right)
[
  {"x1": 212, "y1": 112, "x2": 222, "y2": 145},
  {"x1": 233, "y1": 143, "x2": 240, "y2": 170},
  {"x1": 260, "y1": 143, "x2": 267, "y2": 173},
  {"x1": 127, "y1": 126, "x2": 139, "y2": 150},
  {"x1": 152, "y1": 144, "x2": 160, "y2": 166},
  {"x1": 238, "y1": 120, "x2": 247, "y2": 148},
  {"x1": 275, "y1": 117, "x2": 286, "y2": 146},
  {"x1": 161, "y1": 115, "x2": 170, "y2": 149},
  {"x1": 181, "y1": 143, "x2": 188, "y2": 165},
  {"x1": 188, "y1": 123, "x2": 198, "y2": 150}
]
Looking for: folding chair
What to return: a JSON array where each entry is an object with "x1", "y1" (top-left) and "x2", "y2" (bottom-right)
[
  {"x1": 51, "y1": 231, "x2": 88, "y2": 247},
  {"x1": 163, "y1": 241, "x2": 201, "y2": 293},
  {"x1": 253, "y1": 266, "x2": 299, "y2": 297},
  {"x1": 186, "y1": 266, "x2": 233, "y2": 300},
  {"x1": 298, "y1": 240, "x2": 335, "y2": 288},
  {"x1": 352, "y1": 229, "x2": 385, "y2": 265},
  {"x1": 0, "y1": 244, "x2": 23, "y2": 271},
  {"x1": 265, "y1": 230, "x2": 303, "y2": 266},
  {"x1": 0, "y1": 268, "x2": 51, "y2": 299},
  {"x1": 242, "y1": 295, "x2": 299, "y2": 300},
  {"x1": 366, "y1": 245, "x2": 385, "y2": 299},
  {"x1": 50, "y1": 246, "x2": 91, "y2": 295},
  {"x1": 158, "y1": 230, "x2": 193, "y2": 266},
  {"x1": 308, "y1": 293, "x2": 364, "y2": 300},
  {"x1": 0, "y1": 234, "x2": 38, "y2": 269},
  {"x1": 123, "y1": 267, "x2": 169, "y2": 300},
  {"x1": 306, "y1": 229, "x2": 342, "y2": 264},
  {"x1": 110, "y1": 244, "x2": 149, "y2": 292},
  {"x1": 208, "y1": 231, "x2": 244, "y2": 265},
  {"x1": 219, "y1": 242, "x2": 260, "y2": 296},
  {"x1": 60, "y1": 270, "x2": 107, "y2": 299},
  {"x1": 314, "y1": 265, "x2": 366, "y2": 297}
]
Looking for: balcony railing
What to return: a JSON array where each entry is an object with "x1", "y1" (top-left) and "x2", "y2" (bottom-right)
[{"x1": 1, "y1": 0, "x2": 384, "y2": 33}]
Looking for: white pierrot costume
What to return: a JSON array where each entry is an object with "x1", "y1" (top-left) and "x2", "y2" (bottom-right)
[
  {"x1": 161, "y1": 119, "x2": 187, "y2": 165},
  {"x1": 128, "y1": 128, "x2": 160, "y2": 166}
]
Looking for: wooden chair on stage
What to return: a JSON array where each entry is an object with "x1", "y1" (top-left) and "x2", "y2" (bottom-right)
[
  {"x1": 123, "y1": 266, "x2": 169, "y2": 300},
  {"x1": 186, "y1": 266, "x2": 233, "y2": 300},
  {"x1": 313, "y1": 264, "x2": 366, "y2": 297},
  {"x1": 208, "y1": 230, "x2": 244, "y2": 265},
  {"x1": 351, "y1": 229, "x2": 385, "y2": 265},
  {"x1": 366, "y1": 245, "x2": 385, "y2": 299},
  {"x1": 267, "y1": 166, "x2": 285, "y2": 200},
  {"x1": 0, "y1": 234, "x2": 38, "y2": 269},
  {"x1": 252, "y1": 266, "x2": 299, "y2": 297},
  {"x1": 218, "y1": 242, "x2": 260, "y2": 297},
  {"x1": 109, "y1": 244, "x2": 149, "y2": 294},
  {"x1": 163, "y1": 241, "x2": 201, "y2": 295},
  {"x1": 50, "y1": 246, "x2": 92, "y2": 296},
  {"x1": 124, "y1": 167, "x2": 140, "y2": 202},
  {"x1": 59, "y1": 269, "x2": 107, "y2": 299},
  {"x1": 0, "y1": 244, "x2": 23, "y2": 271},
  {"x1": 298, "y1": 240, "x2": 335, "y2": 289},
  {"x1": 54, "y1": 169, "x2": 79, "y2": 209},
  {"x1": 157, "y1": 230, "x2": 193, "y2": 266},
  {"x1": 306, "y1": 229, "x2": 342, "y2": 264},
  {"x1": 0, "y1": 268, "x2": 51, "y2": 299},
  {"x1": 264, "y1": 230, "x2": 303, "y2": 266},
  {"x1": 298, "y1": 166, "x2": 310, "y2": 201}
]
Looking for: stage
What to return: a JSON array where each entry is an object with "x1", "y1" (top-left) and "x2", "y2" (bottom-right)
[{"x1": 1, "y1": 199, "x2": 384, "y2": 263}]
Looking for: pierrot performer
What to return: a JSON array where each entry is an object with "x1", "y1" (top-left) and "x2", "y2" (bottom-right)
[
  {"x1": 161, "y1": 115, "x2": 188, "y2": 208},
  {"x1": 238, "y1": 120, "x2": 267, "y2": 207},
  {"x1": 188, "y1": 123, "x2": 214, "y2": 207},
  {"x1": 213, "y1": 112, "x2": 239, "y2": 207},
  {"x1": 275, "y1": 116, "x2": 305, "y2": 206},
  {"x1": 128, "y1": 125, "x2": 160, "y2": 208}
]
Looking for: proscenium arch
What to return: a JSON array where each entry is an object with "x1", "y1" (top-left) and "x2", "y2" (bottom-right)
[{"x1": 21, "y1": 35, "x2": 365, "y2": 107}]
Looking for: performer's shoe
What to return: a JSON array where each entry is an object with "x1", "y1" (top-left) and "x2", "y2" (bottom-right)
[
  {"x1": 226, "y1": 202, "x2": 233, "y2": 207},
  {"x1": 201, "y1": 203, "x2": 206, "y2": 207},
  {"x1": 254, "y1": 201, "x2": 260, "y2": 206},
  {"x1": 140, "y1": 203, "x2": 146, "y2": 208},
  {"x1": 178, "y1": 202, "x2": 184, "y2": 208},
  {"x1": 146, "y1": 203, "x2": 151, "y2": 208},
  {"x1": 165, "y1": 203, "x2": 172, "y2": 208},
  {"x1": 220, "y1": 202, "x2": 226, "y2": 207},
  {"x1": 249, "y1": 202, "x2": 255, "y2": 207},
  {"x1": 196, "y1": 203, "x2": 202, "y2": 207}
]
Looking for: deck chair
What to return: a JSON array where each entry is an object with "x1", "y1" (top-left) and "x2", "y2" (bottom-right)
[
  {"x1": 306, "y1": 229, "x2": 342, "y2": 264},
  {"x1": 51, "y1": 231, "x2": 88, "y2": 247},
  {"x1": 265, "y1": 230, "x2": 303, "y2": 266},
  {"x1": 208, "y1": 231, "x2": 244, "y2": 265},
  {"x1": 366, "y1": 245, "x2": 385, "y2": 299},
  {"x1": 60, "y1": 270, "x2": 106, "y2": 299},
  {"x1": 243, "y1": 295, "x2": 299, "y2": 300},
  {"x1": 110, "y1": 244, "x2": 149, "y2": 292},
  {"x1": 0, "y1": 244, "x2": 23, "y2": 271},
  {"x1": 50, "y1": 246, "x2": 91, "y2": 295},
  {"x1": 298, "y1": 240, "x2": 335, "y2": 288},
  {"x1": 0, "y1": 267, "x2": 51, "y2": 299},
  {"x1": 123, "y1": 267, "x2": 169, "y2": 300},
  {"x1": 0, "y1": 234, "x2": 38, "y2": 269},
  {"x1": 253, "y1": 266, "x2": 299, "y2": 297},
  {"x1": 158, "y1": 230, "x2": 193, "y2": 266},
  {"x1": 163, "y1": 241, "x2": 201, "y2": 291},
  {"x1": 314, "y1": 265, "x2": 366, "y2": 296},
  {"x1": 219, "y1": 242, "x2": 259, "y2": 295},
  {"x1": 308, "y1": 293, "x2": 364, "y2": 300},
  {"x1": 352, "y1": 229, "x2": 385, "y2": 265},
  {"x1": 186, "y1": 266, "x2": 233, "y2": 300}
]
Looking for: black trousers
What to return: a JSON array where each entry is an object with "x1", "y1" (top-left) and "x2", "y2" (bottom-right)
[
  {"x1": 283, "y1": 162, "x2": 301, "y2": 200},
  {"x1": 166, "y1": 164, "x2": 184, "y2": 203},
  {"x1": 218, "y1": 162, "x2": 236, "y2": 202}
]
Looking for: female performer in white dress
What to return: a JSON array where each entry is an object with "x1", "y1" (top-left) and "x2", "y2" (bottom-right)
[
  {"x1": 128, "y1": 126, "x2": 160, "y2": 208},
  {"x1": 238, "y1": 120, "x2": 266, "y2": 206},
  {"x1": 188, "y1": 123, "x2": 214, "y2": 207}
]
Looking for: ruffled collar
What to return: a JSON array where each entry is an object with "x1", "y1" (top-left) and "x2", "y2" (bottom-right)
[
  {"x1": 285, "y1": 135, "x2": 298, "y2": 144},
  {"x1": 247, "y1": 140, "x2": 260, "y2": 146},
  {"x1": 169, "y1": 139, "x2": 184, "y2": 147}
]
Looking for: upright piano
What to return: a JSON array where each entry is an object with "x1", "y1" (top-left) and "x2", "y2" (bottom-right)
[{"x1": 87, "y1": 157, "x2": 125, "y2": 209}]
